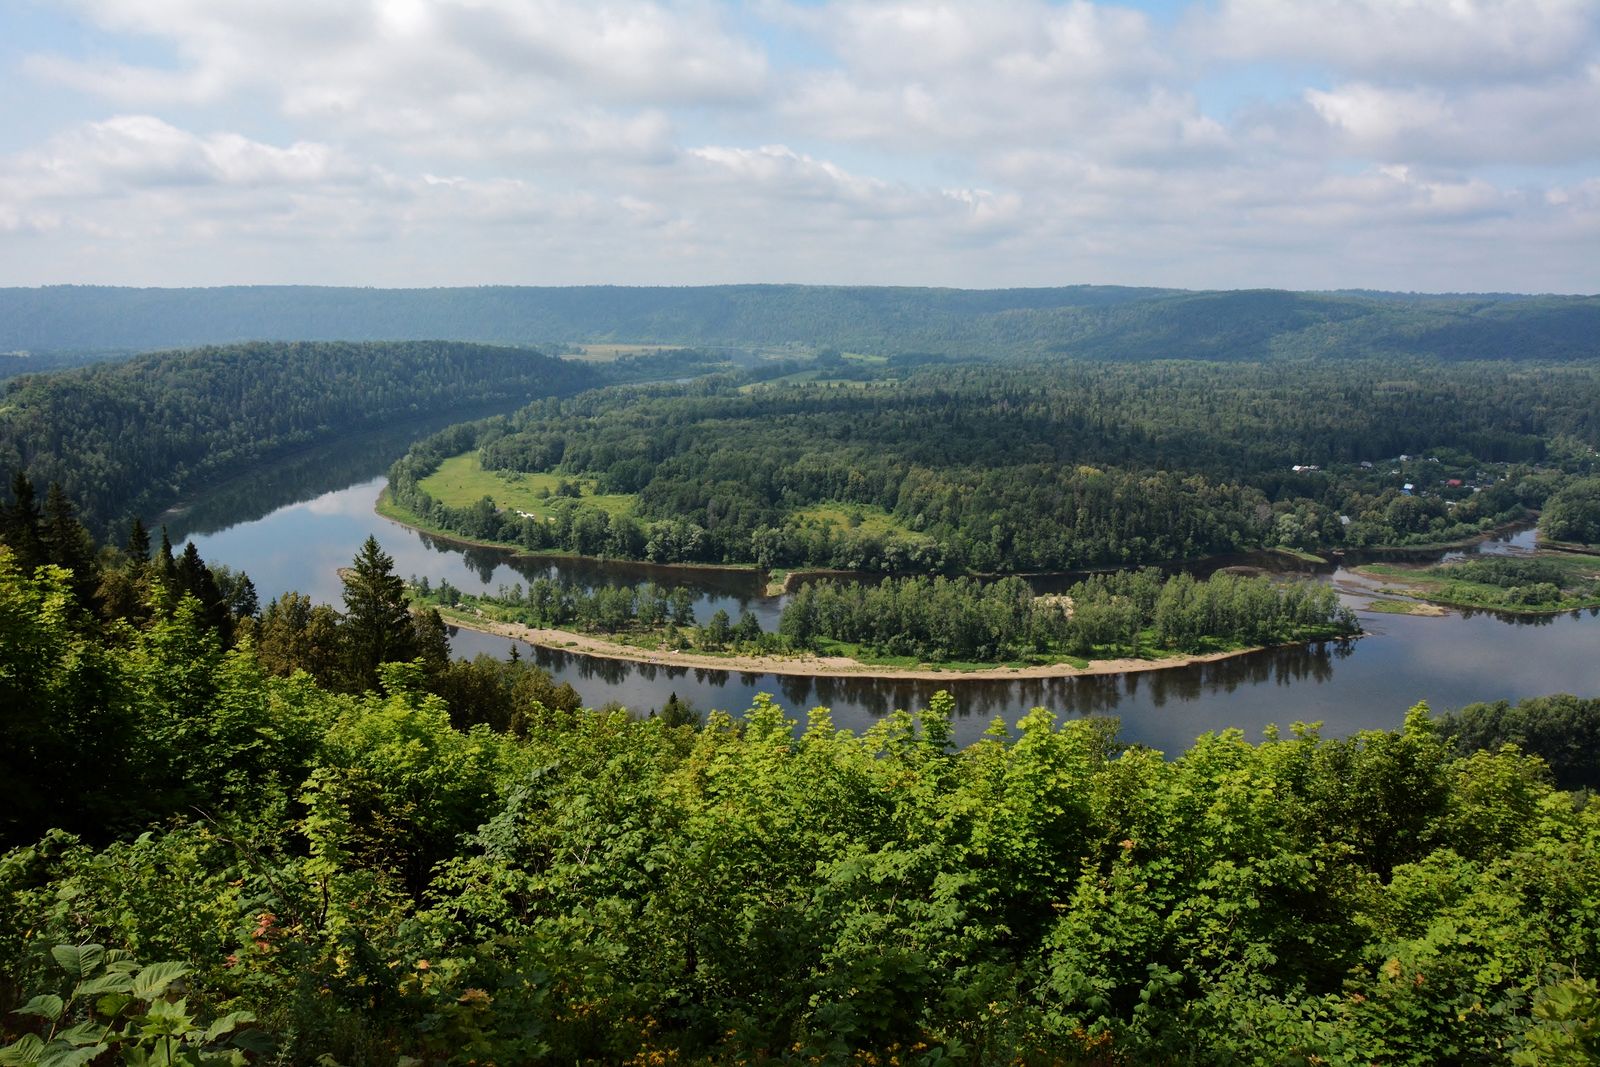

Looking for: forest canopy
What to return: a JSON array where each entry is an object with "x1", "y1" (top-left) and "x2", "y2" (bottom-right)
[
  {"x1": 0, "y1": 340, "x2": 598, "y2": 538},
  {"x1": 388, "y1": 358, "x2": 1600, "y2": 574}
]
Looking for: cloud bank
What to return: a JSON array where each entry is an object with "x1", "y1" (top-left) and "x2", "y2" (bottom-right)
[{"x1": 2, "y1": 0, "x2": 1596, "y2": 291}]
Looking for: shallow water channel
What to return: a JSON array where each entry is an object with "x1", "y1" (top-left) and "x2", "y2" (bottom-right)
[{"x1": 182, "y1": 458, "x2": 1600, "y2": 752}]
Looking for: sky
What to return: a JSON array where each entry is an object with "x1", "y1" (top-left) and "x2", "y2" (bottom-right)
[{"x1": 0, "y1": 0, "x2": 1597, "y2": 293}]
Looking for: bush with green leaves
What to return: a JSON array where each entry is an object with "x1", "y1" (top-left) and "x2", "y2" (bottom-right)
[{"x1": 0, "y1": 943, "x2": 270, "y2": 1066}]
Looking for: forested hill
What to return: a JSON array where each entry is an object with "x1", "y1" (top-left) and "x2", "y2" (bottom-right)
[
  {"x1": 2, "y1": 284, "x2": 1598, "y2": 363},
  {"x1": 0, "y1": 339, "x2": 596, "y2": 538}
]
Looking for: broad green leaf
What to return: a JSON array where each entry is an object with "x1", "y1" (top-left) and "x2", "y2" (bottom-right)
[
  {"x1": 50, "y1": 1025, "x2": 102, "y2": 1049},
  {"x1": 36, "y1": 1044, "x2": 105, "y2": 1067},
  {"x1": 49, "y1": 945, "x2": 103, "y2": 980},
  {"x1": 138, "y1": 996, "x2": 196, "y2": 1039},
  {"x1": 0, "y1": 1035, "x2": 45, "y2": 1066},
  {"x1": 93, "y1": 993, "x2": 132, "y2": 1019},
  {"x1": 229, "y1": 1030, "x2": 276, "y2": 1056},
  {"x1": 72, "y1": 972, "x2": 132, "y2": 998},
  {"x1": 203, "y1": 1011, "x2": 254, "y2": 1043},
  {"x1": 131, "y1": 961, "x2": 190, "y2": 1000},
  {"x1": 15, "y1": 995, "x2": 64, "y2": 1023}
]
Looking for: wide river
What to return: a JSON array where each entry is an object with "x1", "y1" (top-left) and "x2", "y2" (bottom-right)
[{"x1": 176, "y1": 435, "x2": 1600, "y2": 752}]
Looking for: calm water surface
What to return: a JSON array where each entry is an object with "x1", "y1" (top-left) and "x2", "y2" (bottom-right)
[{"x1": 187, "y1": 465, "x2": 1600, "y2": 752}]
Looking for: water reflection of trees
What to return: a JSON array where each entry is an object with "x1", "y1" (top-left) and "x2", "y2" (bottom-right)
[
  {"x1": 167, "y1": 404, "x2": 531, "y2": 541},
  {"x1": 1455, "y1": 605, "x2": 1560, "y2": 627}
]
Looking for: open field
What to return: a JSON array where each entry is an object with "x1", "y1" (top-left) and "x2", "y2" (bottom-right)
[
  {"x1": 417, "y1": 452, "x2": 636, "y2": 519},
  {"x1": 790, "y1": 501, "x2": 918, "y2": 539}
]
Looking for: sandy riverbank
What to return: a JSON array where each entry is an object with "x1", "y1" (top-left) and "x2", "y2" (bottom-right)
[{"x1": 440, "y1": 610, "x2": 1352, "y2": 681}]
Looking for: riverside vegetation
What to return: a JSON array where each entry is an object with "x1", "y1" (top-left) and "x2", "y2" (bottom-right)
[
  {"x1": 415, "y1": 567, "x2": 1358, "y2": 671},
  {"x1": 1356, "y1": 554, "x2": 1600, "y2": 614}
]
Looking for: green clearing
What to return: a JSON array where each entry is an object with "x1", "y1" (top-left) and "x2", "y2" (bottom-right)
[
  {"x1": 791, "y1": 501, "x2": 918, "y2": 539},
  {"x1": 418, "y1": 452, "x2": 636, "y2": 519}
]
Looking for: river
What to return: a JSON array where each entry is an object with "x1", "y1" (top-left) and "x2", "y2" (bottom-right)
[{"x1": 181, "y1": 455, "x2": 1600, "y2": 753}]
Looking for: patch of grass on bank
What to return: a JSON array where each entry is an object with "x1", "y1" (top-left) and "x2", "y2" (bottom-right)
[
  {"x1": 1271, "y1": 546, "x2": 1327, "y2": 564},
  {"x1": 417, "y1": 452, "x2": 636, "y2": 519},
  {"x1": 1357, "y1": 552, "x2": 1600, "y2": 613}
]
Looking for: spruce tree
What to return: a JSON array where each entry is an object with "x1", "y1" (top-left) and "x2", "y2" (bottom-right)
[
  {"x1": 126, "y1": 516, "x2": 151, "y2": 561},
  {"x1": 42, "y1": 483, "x2": 101, "y2": 604},
  {"x1": 1, "y1": 471, "x2": 45, "y2": 571},
  {"x1": 341, "y1": 536, "x2": 419, "y2": 690}
]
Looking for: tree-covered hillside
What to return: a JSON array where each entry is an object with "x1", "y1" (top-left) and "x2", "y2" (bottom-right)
[
  {"x1": 0, "y1": 340, "x2": 597, "y2": 538},
  {"x1": 2, "y1": 284, "x2": 1597, "y2": 364},
  {"x1": 388, "y1": 359, "x2": 1600, "y2": 574}
]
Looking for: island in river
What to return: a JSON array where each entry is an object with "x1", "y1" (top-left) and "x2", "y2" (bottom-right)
[
  {"x1": 1352, "y1": 550, "x2": 1600, "y2": 615},
  {"x1": 430, "y1": 608, "x2": 1357, "y2": 681},
  {"x1": 407, "y1": 562, "x2": 1361, "y2": 680}
]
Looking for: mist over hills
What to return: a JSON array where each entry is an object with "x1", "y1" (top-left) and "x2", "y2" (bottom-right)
[{"x1": 2, "y1": 284, "x2": 1598, "y2": 365}]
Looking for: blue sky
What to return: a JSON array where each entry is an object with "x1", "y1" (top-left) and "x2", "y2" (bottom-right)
[{"x1": 1, "y1": 0, "x2": 1597, "y2": 292}]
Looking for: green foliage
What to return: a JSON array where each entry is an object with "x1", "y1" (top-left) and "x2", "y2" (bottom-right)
[
  {"x1": 781, "y1": 568, "x2": 1357, "y2": 664},
  {"x1": 0, "y1": 941, "x2": 269, "y2": 1066},
  {"x1": 4, "y1": 497, "x2": 1600, "y2": 1062},
  {"x1": 1541, "y1": 476, "x2": 1600, "y2": 545},
  {"x1": 1440, "y1": 694, "x2": 1600, "y2": 791},
  {"x1": 0, "y1": 340, "x2": 597, "y2": 538},
  {"x1": 389, "y1": 358, "x2": 1596, "y2": 573}
]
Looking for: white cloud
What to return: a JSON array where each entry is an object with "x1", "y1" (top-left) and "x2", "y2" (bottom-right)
[
  {"x1": 1305, "y1": 68, "x2": 1600, "y2": 166},
  {"x1": 0, "y1": 0, "x2": 1596, "y2": 291},
  {"x1": 1204, "y1": 0, "x2": 1598, "y2": 81},
  {"x1": 7, "y1": 116, "x2": 358, "y2": 199}
]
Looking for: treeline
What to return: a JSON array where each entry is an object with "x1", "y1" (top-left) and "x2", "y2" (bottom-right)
[
  {"x1": 390, "y1": 359, "x2": 1600, "y2": 573},
  {"x1": 0, "y1": 339, "x2": 597, "y2": 538},
  {"x1": 414, "y1": 566, "x2": 1355, "y2": 668},
  {"x1": 416, "y1": 576, "x2": 767, "y2": 653},
  {"x1": 1541, "y1": 475, "x2": 1600, "y2": 544},
  {"x1": 780, "y1": 569, "x2": 1357, "y2": 663},
  {"x1": 1440, "y1": 694, "x2": 1600, "y2": 791},
  {"x1": 4, "y1": 284, "x2": 1600, "y2": 364}
]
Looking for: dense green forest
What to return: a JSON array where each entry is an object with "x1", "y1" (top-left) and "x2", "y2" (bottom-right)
[
  {"x1": 0, "y1": 341, "x2": 598, "y2": 539},
  {"x1": 4, "y1": 497, "x2": 1600, "y2": 1061},
  {"x1": 4, "y1": 284, "x2": 1598, "y2": 363},
  {"x1": 388, "y1": 359, "x2": 1600, "y2": 574},
  {"x1": 412, "y1": 567, "x2": 1356, "y2": 667},
  {"x1": 779, "y1": 570, "x2": 1357, "y2": 664}
]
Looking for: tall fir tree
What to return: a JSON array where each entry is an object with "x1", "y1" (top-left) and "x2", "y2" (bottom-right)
[
  {"x1": 1, "y1": 471, "x2": 45, "y2": 571},
  {"x1": 42, "y1": 482, "x2": 101, "y2": 610},
  {"x1": 125, "y1": 516, "x2": 151, "y2": 562},
  {"x1": 341, "y1": 536, "x2": 419, "y2": 690}
]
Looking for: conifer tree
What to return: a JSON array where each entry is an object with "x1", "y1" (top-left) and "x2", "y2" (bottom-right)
[
  {"x1": 42, "y1": 482, "x2": 101, "y2": 609},
  {"x1": 341, "y1": 536, "x2": 419, "y2": 690},
  {"x1": 1, "y1": 471, "x2": 45, "y2": 571}
]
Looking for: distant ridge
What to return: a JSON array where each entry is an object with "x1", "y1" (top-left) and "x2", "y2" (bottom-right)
[{"x1": 1, "y1": 283, "x2": 1598, "y2": 363}]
